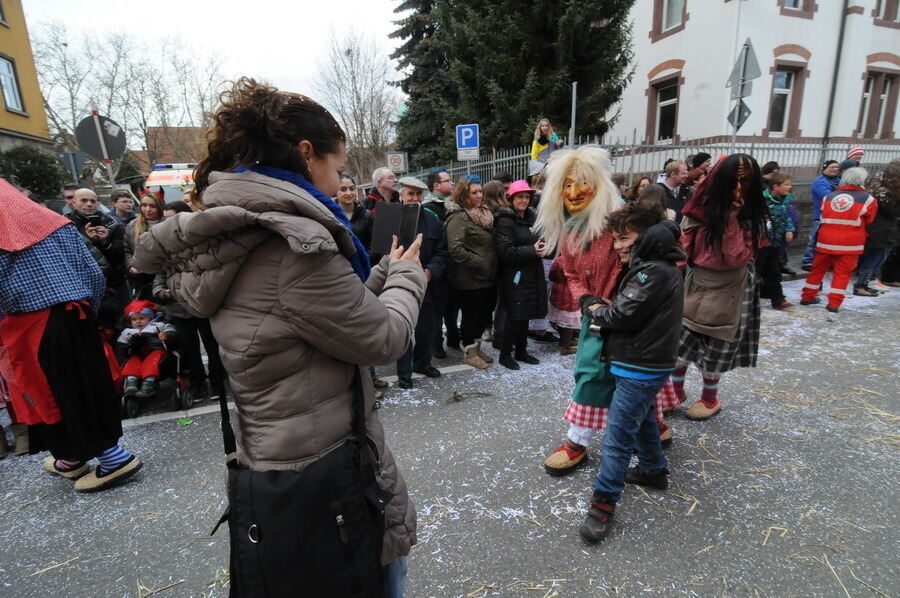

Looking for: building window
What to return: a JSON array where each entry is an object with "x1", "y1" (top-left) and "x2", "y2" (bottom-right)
[
  {"x1": 0, "y1": 56, "x2": 25, "y2": 113},
  {"x1": 663, "y1": 0, "x2": 685, "y2": 30},
  {"x1": 777, "y1": 0, "x2": 818, "y2": 19},
  {"x1": 655, "y1": 78, "x2": 679, "y2": 142},
  {"x1": 768, "y1": 70, "x2": 794, "y2": 135},
  {"x1": 763, "y1": 60, "x2": 808, "y2": 138},
  {"x1": 857, "y1": 71, "x2": 898, "y2": 139},
  {"x1": 873, "y1": 0, "x2": 900, "y2": 27},
  {"x1": 650, "y1": 0, "x2": 689, "y2": 43}
]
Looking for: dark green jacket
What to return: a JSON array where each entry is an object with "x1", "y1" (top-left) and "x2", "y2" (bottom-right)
[{"x1": 445, "y1": 201, "x2": 497, "y2": 290}]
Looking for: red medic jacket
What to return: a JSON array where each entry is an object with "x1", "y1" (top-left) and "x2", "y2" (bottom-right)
[{"x1": 816, "y1": 185, "x2": 877, "y2": 255}]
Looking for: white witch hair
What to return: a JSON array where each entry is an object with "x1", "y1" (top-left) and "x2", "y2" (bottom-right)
[{"x1": 533, "y1": 145, "x2": 621, "y2": 254}]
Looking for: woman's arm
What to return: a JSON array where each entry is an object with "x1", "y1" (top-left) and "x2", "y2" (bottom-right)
[
  {"x1": 446, "y1": 214, "x2": 483, "y2": 272},
  {"x1": 280, "y1": 252, "x2": 426, "y2": 366}
]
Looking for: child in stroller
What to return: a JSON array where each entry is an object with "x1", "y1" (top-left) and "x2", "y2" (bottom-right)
[{"x1": 117, "y1": 300, "x2": 175, "y2": 398}]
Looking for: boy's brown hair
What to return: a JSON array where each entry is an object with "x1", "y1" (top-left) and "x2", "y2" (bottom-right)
[
  {"x1": 768, "y1": 172, "x2": 792, "y2": 188},
  {"x1": 605, "y1": 200, "x2": 665, "y2": 235}
]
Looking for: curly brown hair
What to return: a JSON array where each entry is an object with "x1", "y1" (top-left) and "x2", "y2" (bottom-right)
[
  {"x1": 194, "y1": 77, "x2": 346, "y2": 194},
  {"x1": 871, "y1": 158, "x2": 900, "y2": 199},
  {"x1": 451, "y1": 177, "x2": 483, "y2": 210}
]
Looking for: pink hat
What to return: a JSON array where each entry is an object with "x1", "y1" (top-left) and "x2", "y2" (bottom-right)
[
  {"x1": 507, "y1": 179, "x2": 536, "y2": 197},
  {"x1": 847, "y1": 147, "x2": 864, "y2": 159}
]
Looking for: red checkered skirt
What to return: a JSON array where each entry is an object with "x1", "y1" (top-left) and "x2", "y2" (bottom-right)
[{"x1": 563, "y1": 377, "x2": 677, "y2": 430}]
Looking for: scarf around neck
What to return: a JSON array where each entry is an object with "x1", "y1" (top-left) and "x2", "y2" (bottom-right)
[
  {"x1": 466, "y1": 205, "x2": 494, "y2": 230},
  {"x1": 232, "y1": 165, "x2": 371, "y2": 281}
]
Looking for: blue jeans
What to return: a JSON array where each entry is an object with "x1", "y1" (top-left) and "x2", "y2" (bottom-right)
[
  {"x1": 855, "y1": 248, "x2": 889, "y2": 288},
  {"x1": 802, "y1": 220, "x2": 821, "y2": 267},
  {"x1": 383, "y1": 555, "x2": 408, "y2": 598},
  {"x1": 592, "y1": 376, "x2": 668, "y2": 502}
]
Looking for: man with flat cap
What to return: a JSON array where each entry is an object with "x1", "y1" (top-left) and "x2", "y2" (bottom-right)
[{"x1": 395, "y1": 176, "x2": 448, "y2": 389}]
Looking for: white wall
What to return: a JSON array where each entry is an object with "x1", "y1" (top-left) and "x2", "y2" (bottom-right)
[{"x1": 606, "y1": 0, "x2": 899, "y2": 143}]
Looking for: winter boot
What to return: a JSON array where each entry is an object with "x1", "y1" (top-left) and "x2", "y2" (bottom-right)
[
  {"x1": 559, "y1": 328, "x2": 577, "y2": 355},
  {"x1": 11, "y1": 423, "x2": 29, "y2": 456},
  {"x1": 463, "y1": 344, "x2": 489, "y2": 369},
  {"x1": 475, "y1": 341, "x2": 493, "y2": 364},
  {"x1": 0, "y1": 428, "x2": 8, "y2": 459},
  {"x1": 491, "y1": 330, "x2": 504, "y2": 351},
  {"x1": 498, "y1": 353, "x2": 519, "y2": 370},
  {"x1": 624, "y1": 465, "x2": 669, "y2": 490},
  {"x1": 123, "y1": 376, "x2": 140, "y2": 396},
  {"x1": 135, "y1": 377, "x2": 158, "y2": 398},
  {"x1": 579, "y1": 492, "x2": 615, "y2": 543},
  {"x1": 514, "y1": 350, "x2": 540, "y2": 365}
]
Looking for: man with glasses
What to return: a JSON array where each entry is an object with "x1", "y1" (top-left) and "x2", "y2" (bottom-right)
[
  {"x1": 363, "y1": 167, "x2": 400, "y2": 210},
  {"x1": 110, "y1": 189, "x2": 137, "y2": 226},
  {"x1": 424, "y1": 169, "x2": 453, "y2": 221},
  {"x1": 67, "y1": 188, "x2": 128, "y2": 330},
  {"x1": 424, "y1": 170, "x2": 457, "y2": 358}
]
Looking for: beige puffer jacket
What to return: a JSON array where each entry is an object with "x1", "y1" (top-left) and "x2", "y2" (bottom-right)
[{"x1": 133, "y1": 170, "x2": 426, "y2": 564}]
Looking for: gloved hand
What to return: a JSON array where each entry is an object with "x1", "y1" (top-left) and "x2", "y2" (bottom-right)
[{"x1": 580, "y1": 294, "x2": 603, "y2": 316}]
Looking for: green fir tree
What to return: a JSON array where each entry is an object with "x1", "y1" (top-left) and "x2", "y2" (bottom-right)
[{"x1": 392, "y1": 0, "x2": 635, "y2": 169}]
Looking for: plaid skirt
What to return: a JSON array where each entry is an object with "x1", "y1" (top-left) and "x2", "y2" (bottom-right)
[
  {"x1": 678, "y1": 265, "x2": 760, "y2": 374},
  {"x1": 563, "y1": 377, "x2": 678, "y2": 430}
]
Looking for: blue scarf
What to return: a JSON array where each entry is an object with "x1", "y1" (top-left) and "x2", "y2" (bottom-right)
[{"x1": 232, "y1": 165, "x2": 371, "y2": 281}]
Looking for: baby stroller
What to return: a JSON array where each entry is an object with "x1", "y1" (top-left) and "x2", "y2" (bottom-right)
[{"x1": 122, "y1": 341, "x2": 194, "y2": 418}]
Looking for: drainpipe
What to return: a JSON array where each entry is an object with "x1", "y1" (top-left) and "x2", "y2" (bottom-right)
[{"x1": 821, "y1": 0, "x2": 850, "y2": 164}]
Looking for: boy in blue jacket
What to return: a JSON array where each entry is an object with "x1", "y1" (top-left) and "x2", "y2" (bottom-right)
[{"x1": 577, "y1": 201, "x2": 685, "y2": 543}]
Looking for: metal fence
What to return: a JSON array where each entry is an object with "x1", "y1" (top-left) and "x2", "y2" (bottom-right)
[{"x1": 404, "y1": 137, "x2": 900, "y2": 187}]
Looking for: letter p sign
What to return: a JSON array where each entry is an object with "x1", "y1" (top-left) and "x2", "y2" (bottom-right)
[{"x1": 456, "y1": 124, "x2": 479, "y2": 150}]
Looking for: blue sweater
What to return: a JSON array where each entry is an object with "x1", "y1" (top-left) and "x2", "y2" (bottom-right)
[{"x1": 810, "y1": 175, "x2": 840, "y2": 220}]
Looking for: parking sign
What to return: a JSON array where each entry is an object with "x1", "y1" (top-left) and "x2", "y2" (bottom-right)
[
  {"x1": 456, "y1": 124, "x2": 479, "y2": 149},
  {"x1": 456, "y1": 123, "x2": 479, "y2": 161}
]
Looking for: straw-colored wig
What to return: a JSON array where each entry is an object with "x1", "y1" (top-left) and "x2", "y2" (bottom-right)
[{"x1": 534, "y1": 145, "x2": 620, "y2": 254}]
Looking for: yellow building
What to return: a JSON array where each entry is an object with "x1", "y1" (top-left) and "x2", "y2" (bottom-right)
[{"x1": 0, "y1": 0, "x2": 51, "y2": 150}]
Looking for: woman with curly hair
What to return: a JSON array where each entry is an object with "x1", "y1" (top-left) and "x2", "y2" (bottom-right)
[
  {"x1": 855, "y1": 160, "x2": 899, "y2": 293},
  {"x1": 674, "y1": 154, "x2": 767, "y2": 420},
  {"x1": 134, "y1": 78, "x2": 424, "y2": 596},
  {"x1": 446, "y1": 175, "x2": 498, "y2": 369}
]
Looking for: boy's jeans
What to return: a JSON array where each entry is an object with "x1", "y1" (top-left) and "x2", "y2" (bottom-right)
[
  {"x1": 383, "y1": 555, "x2": 408, "y2": 598},
  {"x1": 592, "y1": 376, "x2": 668, "y2": 502}
]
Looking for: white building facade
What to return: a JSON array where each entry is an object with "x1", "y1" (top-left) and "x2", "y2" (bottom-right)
[{"x1": 605, "y1": 0, "x2": 900, "y2": 146}]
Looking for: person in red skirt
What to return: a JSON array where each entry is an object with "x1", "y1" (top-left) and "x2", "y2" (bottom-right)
[
  {"x1": 0, "y1": 179, "x2": 142, "y2": 492},
  {"x1": 533, "y1": 147, "x2": 681, "y2": 476}
]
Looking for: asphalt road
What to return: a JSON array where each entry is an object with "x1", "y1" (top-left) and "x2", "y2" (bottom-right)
[{"x1": 1, "y1": 278, "x2": 898, "y2": 598}]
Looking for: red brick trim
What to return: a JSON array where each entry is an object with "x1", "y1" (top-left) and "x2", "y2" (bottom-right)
[
  {"x1": 867, "y1": 52, "x2": 900, "y2": 68},
  {"x1": 846, "y1": 5, "x2": 864, "y2": 15},
  {"x1": 647, "y1": 59, "x2": 687, "y2": 80},
  {"x1": 773, "y1": 44, "x2": 812, "y2": 61},
  {"x1": 777, "y1": 0, "x2": 818, "y2": 19}
]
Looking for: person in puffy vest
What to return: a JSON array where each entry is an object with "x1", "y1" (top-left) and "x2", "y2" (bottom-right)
[{"x1": 800, "y1": 167, "x2": 877, "y2": 313}]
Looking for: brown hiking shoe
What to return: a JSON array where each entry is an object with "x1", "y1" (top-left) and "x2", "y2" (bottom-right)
[
  {"x1": 464, "y1": 344, "x2": 489, "y2": 369},
  {"x1": 579, "y1": 493, "x2": 615, "y2": 543},
  {"x1": 624, "y1": 465, "x2": 669, "y2": 490}
]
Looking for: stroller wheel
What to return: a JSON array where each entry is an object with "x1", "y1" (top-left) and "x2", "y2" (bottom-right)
[
  {"x1": 178, "y1": 386, "x2": 195, "y2": 411},
  {"x1": 124, "y1": 397, "x2": 140, "y2": 419}
]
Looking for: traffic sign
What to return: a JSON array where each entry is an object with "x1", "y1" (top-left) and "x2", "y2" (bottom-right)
[
  {"x1": 727, "y1": 100, "x2": 752, "y2": 131},
  {"x1": 75, "y1": 113, "x2": 126, "y2": 162},
  {"x1": 730, "y1": 80, "x2": 752, "y2": 100},
  {"x1": 456, "y1": 123, "x2": 479, "y2": 149},
  {"x1": 386, "y1": 152, "x2": 407, "y2": 173},
  {"x1": 726, "y1": 39, "x2": 761, "y2": 89}
]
